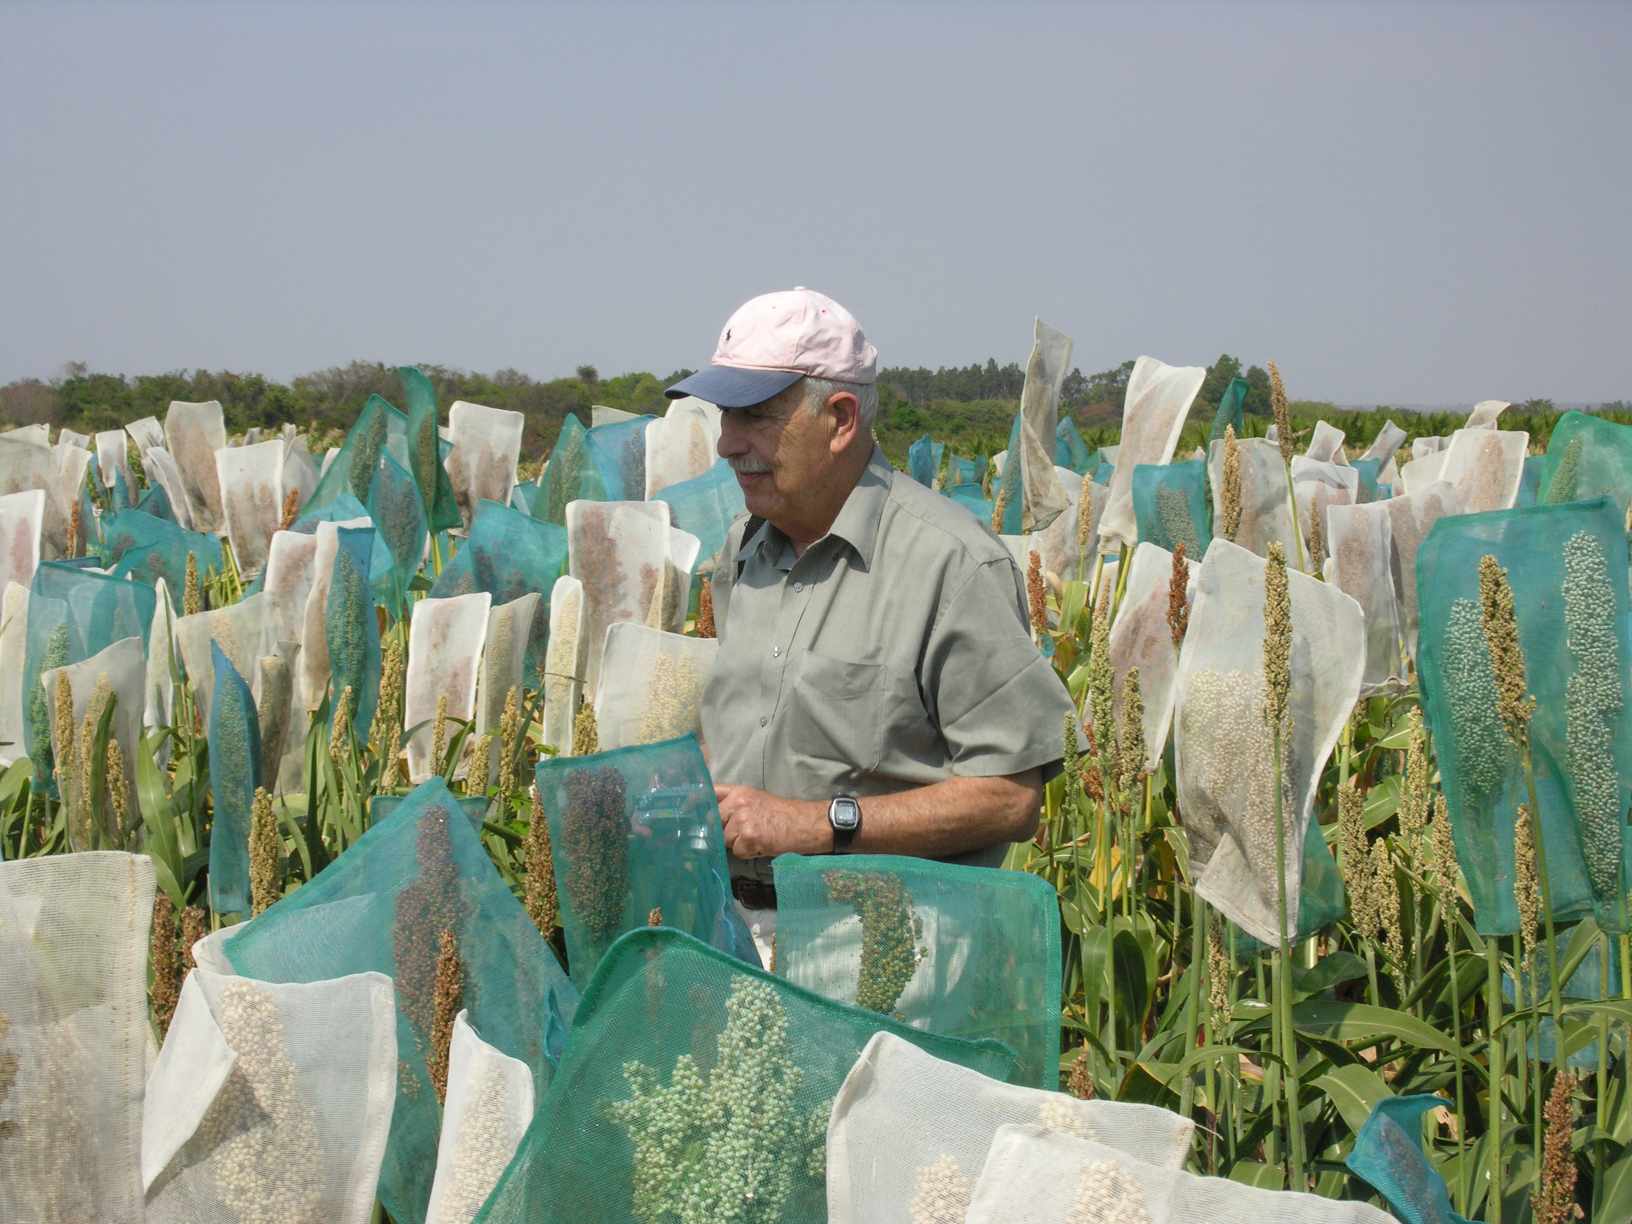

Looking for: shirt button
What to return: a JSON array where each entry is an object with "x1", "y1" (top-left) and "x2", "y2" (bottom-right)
[
  {"x1": 758, "y1": 715, "x2": 768, "y2": 728},
  {"x1": 793, "y1": 581, "x2": 804, "y2": 593},
  {"x1": 772, "y1": 646, "x2": 781, "y2": 657}
]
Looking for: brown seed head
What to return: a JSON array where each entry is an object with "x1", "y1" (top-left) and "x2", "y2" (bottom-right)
[
  {"x1": 647, "y1": 906, "x2": 663, "y2": 927},
  {"x1": 106, "y1": 736, "x2": 130, "y2": 846},
  {"x1": 524, "y1": 787, "x2": 559, "y2": 935},
  {"x1": 571, "y1": 700, "x2": 599, "y2": 757},
  {"x1": 277, "y1": 486, "x2": 301, "y2": 532},
  {"x1": 1206, "y1": 925, "x2": 1231, "y2": 1034},
  {"x1": 1066, "y1": 1047, "x2": 1094, "y2": 1100},
  {"x1": 1307, "y1": 498, "x2": 1327, "y2": 575},
  {"x1": 183, "y1": 551, "x2": 202, "y2": 616},
  {"x1": 695, "y1": 576, "x2": 717, "y2": 639},
  {"x1": 1268, "y1": 360, "x2": 1293, "y2": 467},
  {"x1": 1167, "y1": 542, "x2": 1189, "y2": 649},
  {"x1": 249, "y1": 787, "x2": 280, "y2": 916},
  {"x1": 1026, "y1": 549, "x2": 1047, "y2": 641},
  {"x1": 427, "y1": 929, "x2": 463, "y2": 1106},
  {"x1": 329, "y1": 685, "x2": 353, "y2": 768},
  {"x1": 66, "y1": 497, "x2": 82, "y2": 559},
  {"x1": 1221, "y1": 426, "x2": 1243, "y2": 543},
  {"x1": 497, "y1": 685, "x2": 522, "y2": 791},
  {"x1": 1514, "y1": 805, "x2": 1540, "y2": 970},
  {"x1": 990, "y1": 479, "x2": 1011, "y2": 534},
  {"x1": 1262, "y1": 542, "x2": 1293, "y2": 733},
  {"x1": 1478, "y1": 554, "x2": 1534, "y2": 751},
  {"x1": 1533, "y1": 1071, "x2": 1584, "y2": 1224},
  {"x1": 180, "y1": 906, "x2": 208, "y2": 969},
  {"x1": 150, "y1": 892, "x2": 183, "y2": 1038}
]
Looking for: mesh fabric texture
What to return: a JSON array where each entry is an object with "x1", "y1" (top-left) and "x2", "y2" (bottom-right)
[
  {"x1": 1131, "y1": 460, "x2": 1212, "y2": 556},
  {"x1": 425, "y1": 1010, "x2": 536, "y2": 1224}
]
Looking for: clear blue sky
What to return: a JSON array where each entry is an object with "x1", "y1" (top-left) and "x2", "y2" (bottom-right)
[{"x1": 2, "y1": 0, "x2": 1627, "y2": 405}]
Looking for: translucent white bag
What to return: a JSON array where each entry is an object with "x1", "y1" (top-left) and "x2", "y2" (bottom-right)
[
  {"x1": 263, "y1": 528, "x2": 320, "y2": 610},
  {"x1": 1002, "y1": 467, "x2": 1102, "y2": 584},
  {"x1": 448, "y1": 400, "x2": 525, "y2": 528},
  {"x1": 216, "y1": 439, "x2": 288, "y2": 574},
  {"x1": 1016, "y1": 318, "x2": 1074, "y2": 534},
  {"x1": 1464, "y1": 398, "x2": 1509, "y2": 430},
  {"x1": 1173, "y1": 539, "x2": 1364, "y2": 943},
  {"x1": 1382, "y1": 480, "x2": 1462, "y2": 663},
  {"x1": 142, "y1": 967, "x2": 397, "y2": 1224},
  {"x1": 1411, "y1": 436, "x2": 1446, "y2": 462},
  {"x1": 0, "y1": 487, "x2": 44, "y2": 593},
  {"x1": 0, "y1": 582, "x2": 30, "y2": 766},
  {"x1": 404, "y1": 592, "x2": 492, "y2": 782},
  {"x1": 1437, "y1": 427, "x2": 1528, "y2": 514},
  {"x1": 47, "y1": 441, "x2": 92, "y2": 560},
  {"x1": 644, "y1": 397, "x2": 721, "y2": 498},
  {"x1": 593, "y1": 622, "x2": 718, "y2": 751},
  {"x1": 175, "y1": 592, "x2": 298, "y2": 724},
  {"x1": 0, "y1": 851, "x2": 156, "y2": 1223},
  {"x1": 254, "y1": 645, "x2": 305, "y2": 794},
  {"x1": 1323, "y1": 502, "x2": 1405, "y2": 695},
  {"x1": 567, "y1": 500, "x2": 700, "y2": 698},
  {"x1": 42, "y1": 635, "x2": 145, "y2": 851},
  {"x1": 1292, "y1": 456, "x2": 1358, "y2": 572},
  {"x1": 1359, "y1": 420, "x2": 1406, "y2": 467},
  {"x1": 1100, "y1": 543, "x2": 1199, "y2": 772},
  {"x1": 297, "y1": 518, "x2": 371, "y2": 711},
  {"x1": 1099, "y1": 356, "x2": 1205, "y2": 552},
  {"x1": 826, "y1": 1033, "x2": 1193, "y2": 1224},
  {"x1": 96, "y1": 429, "x2": 134, "y2": 495},
  {"x1": 165, "y1": 400, "x2": 228, "y2": 531},
  {"x1": 145, "y1": 577, "x2": 177, "y2": 735},
  {"x1": 282, "y1": 435, "x2": 320, "y2": 512},
  {"x1": 1207, "y1": 436, "x2": 1298, "y2": 562},
  {"x1": 1304, "y1": 420, "x2": 1347, "y2": 463},
  {"x1": 471, "y1": 593, "x2": 540, "y2": 785},
  {"x1": 2, "y1": 422, "x2": 50, "y2": 446},
  {"x1": 0, "y1": 434, "x2": 54, "y2": 500},
  {"x1": 424, "y1": 1010, "x2": 535, "y2": 1224},
  {"x1": 541, "y1": 574, "x2": 586, "y2": 754},
  {"x1": 140, "y1": 446, "x2": 197, "y2": 531},
  {"x1": 125, "y1": 416, "x2": 166, "y2": 456},
  {"x1": 964, "y1": 1124, "x2": 1395, "y2": 1224}
]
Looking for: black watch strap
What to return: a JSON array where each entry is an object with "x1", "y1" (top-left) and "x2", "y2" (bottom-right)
[{"x1": 829, "y1": 795, "x2": 861, "y2": 852}]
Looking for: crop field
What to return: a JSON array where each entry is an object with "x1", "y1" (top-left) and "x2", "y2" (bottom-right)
[{"x1": 1, "y1": 352, "x2": 1628, "y2": 1224}]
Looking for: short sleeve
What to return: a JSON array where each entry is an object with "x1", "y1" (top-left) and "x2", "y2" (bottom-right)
[{"x1": 923, "y1": 557, "x2": 1075, "y2": 781}]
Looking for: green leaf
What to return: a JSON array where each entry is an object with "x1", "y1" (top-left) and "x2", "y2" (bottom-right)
[
  {"x1": 1291, "y1": 950, "x2": 1367, "y2": 1000},
  {"x1": 1601, "y1": 1145, "x2": 1632, "y2": 1222},
  {"x1": 1362, "y1": 774, "x2": 1401, "y2": 831},
  {"x1": 1227, "y1": 1160, "x2": 1285, "y2": 1191},
  {"x1": 1291, "y1": 999, "x2": 1458, "y2": 1054},
  {"x1": 1311, "y1": 1064, "x2": 1393, "y2": 1135}
]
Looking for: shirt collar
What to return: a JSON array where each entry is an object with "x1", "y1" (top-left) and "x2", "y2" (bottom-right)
[{"x1": 733, "y1": 446, "x2": 894, "y2": 572}]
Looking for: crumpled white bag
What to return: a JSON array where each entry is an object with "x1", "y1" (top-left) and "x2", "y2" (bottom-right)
[
  {"x1": 448, "y1": 400, "x2": 526, "y2": 529},
  {"x1": 1098, "y1": 542, "x2": 1199, "y2": 773},
  {"x1": 1099, "y1": 356, "x2": 1206, "y2": 552},
  {"x1": 1438, "y1": 427, "x2": 1528, "y2": 514},
  {"x1": 215, "y1": 439, "x2": 289, "y2": 574},
  {"x1": 1015, "y1": 318, "x2": 1074, "y2": 535},
  {"x1": 1463, "y1": 398, "x2": 1510, "y2": 430},
  {"x1": 0, "y1": 582, "x2": 31, "y2": 767},
  {"x1": 1304, "y1": 420, "x2": 1347, "y2": 463},
  {"x1": 404, "y1": 592, "x2": 492, "y2": 782},
  {"x1": 644, "y1": 397, "x2": 721, "y2": 499},
  {"x1": 125, "y1": 416, "x2": 166, "y2": 456},
  {"x1": 542, "y1": 574, "x2": 586, "y2": 754},
  {"x1": 140, "y1": 446, "x2": 197, "y2": 531},
  {"x1": 593, "y1": 622, "x2": 717, "y2": 751},
  {"x1": 424, "y1": 1010, "x2": 535, "y2": 1224},
  {"x1": 1382, "y1": 480, "x2": 1462, "y2": 663},
  {"x1": 1208, "y1": 435, "x2": 1299, "y2": 563},
  {"x1": 1324, "y1": 501, "x2": 1406, "y2": 695},
  {"x1": 1359, "y1": 420, "x2": 1406, "y2": 467},
  {"x1": 165, "y1": 400, "x2": 228, "y2": 532},
  {"x1": 0, "y1": 487, "x2": 44, "y2": 596}
]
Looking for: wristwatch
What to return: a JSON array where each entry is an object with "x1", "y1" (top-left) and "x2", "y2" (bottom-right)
[{"x1": 828, "y1": 795, "x2": 861, "y2": 853}]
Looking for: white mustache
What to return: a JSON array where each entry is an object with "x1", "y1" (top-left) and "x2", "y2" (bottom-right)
[{"x1": 729, "y1": 459, "x2": 772, "y2": 475}]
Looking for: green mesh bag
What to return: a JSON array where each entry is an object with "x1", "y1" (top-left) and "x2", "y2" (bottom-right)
[
  {"x1": 584, "y1": 415, "x2": 651, "y2": 503},
  {"x1": 1540, "y1": 410, "x2": 1632, "y2": 511},
  {"x1": 1518, "y1": 454, "x2": 1553, "y2": 508},
  {"x1": 1417, "y1": 497, "x2": 1632, "y2": 935},
  {"x1": 298, "y1": 393, "x2": 407, "y2": 519},
  {"x1": 207, "y1": 641, "x2": 261, "y2": 916},
  {"x1": 1131, "y1": 459, "x2": 1212, "y2": 555},
  {"x1": 367, "y1": 450, "x2": 428, "y2": 614},
  {"x1": 23, "y1": 562, "x2": 157, "y2": 788},
  {"x1": 225, "y1": 777, "x2": 577, "y2": 1224},
  {"x1": 1503, "y1": 930, "x2": 1624, "y2": 1068},
  {"x1": 948, "y1": 453, "x2": 984, "y2": 486},
  {"x1": 326, "y1": 525, "x2": 382, "y2": 744},
  {"x1": 771, "y1": 853, "x2": 1061, "y2": 1088},
  {"x1": 431, "y1": 500, "x2": 567, "y2": 676},
  {"x1": 993, "y1": 413, "x2": 1024, "y2": 534},
  {"x1": 371, "y1": 792, "x2": 491, "y2": 828},
  {"x1": 1345, "y1": 1094, "x2": 1473, "y2": 1224},
  {"x1": 907, "y1": 434, "x2": 944, "y2": 486},
  {"x1": 654, "y1": 460, "x2": 745, "y2": 582},
  {"x1": 944, "y1": 481, "x2": 995, "y2": 525},
  {"x1": 1209, "y1": 375, "x2": 1247, "y2": 443},
  {"x1": 1232, "y1": 815, "x2": 1349, "y2": 956},
  {"x1": 1055, "y1": 418, "x2": 1093, "y2": 473},
  {"x1": 399, "y1": 365, "x2": 463, "y2": 534},
  {"x1": 1349, "y1": 457, "x2": 1385, "y2": 504},
  {"x1": 101, "y1": 508, "x2": 222, "y2": 590},
  {"x1": 533, "y1": 414, "x2": 607, "y2": 526},
  {"x1": 471, "y1": 926, "x2": 1020, "y2": 1224},
  {"x1": 534, "y1": 733, "x2": 759, "y2": 989}
]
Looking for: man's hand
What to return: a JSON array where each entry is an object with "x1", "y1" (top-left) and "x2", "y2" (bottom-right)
[{"x1": 714, "y1": 785, "x2": 832, "y2": 859}]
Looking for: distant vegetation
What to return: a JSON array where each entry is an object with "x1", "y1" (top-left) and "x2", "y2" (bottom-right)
[{"x1": 4, "y1": 355, "x2": 1626, "y2": 470}]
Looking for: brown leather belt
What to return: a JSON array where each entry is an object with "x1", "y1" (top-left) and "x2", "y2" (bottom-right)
[{"x1": 731, "y1": 876, "x2": 777, "y2": 910}]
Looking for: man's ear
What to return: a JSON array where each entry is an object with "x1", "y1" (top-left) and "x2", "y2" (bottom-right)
[{"x1": 826, "y1": 391, "x2": 863, "y2": 455}]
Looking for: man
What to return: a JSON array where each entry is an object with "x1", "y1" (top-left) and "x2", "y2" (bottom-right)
[{"x1": 665, "y1": 287, "x2": 1075, "y2": 956}]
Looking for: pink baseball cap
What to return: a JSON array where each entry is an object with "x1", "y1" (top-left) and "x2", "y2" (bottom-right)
[{"x1": 665, "y1": 287, "x2": 878, "y2": 409}]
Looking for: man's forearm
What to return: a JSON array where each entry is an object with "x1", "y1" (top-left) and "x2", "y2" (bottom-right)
[{"x1": 848, "y1": 771, "x2": 1042, "y2": 857}]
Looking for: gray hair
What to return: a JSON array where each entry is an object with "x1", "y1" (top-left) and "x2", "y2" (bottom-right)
[{"x1": 801, "y1": 376, "x2": 879, "y2": 430}]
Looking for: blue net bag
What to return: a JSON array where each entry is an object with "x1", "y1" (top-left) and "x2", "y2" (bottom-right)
[
  {"x1": 299, "y1": 394, "x2": 406, "y2": 518},
  {"x1": 1055, "y1": 417, "x2": 1094, "y2": 473},
  {"x1": 653, "y1": 459, "x2": 745, "y2": 579},
  {"x1": 225, "y1": 777, "x2": 577, "y2": 1224},
  {"x1": 399, "y1": 365, "x2": 463, "y2": 534},
  {"x1": 993, "y1": 413, "x2": 1024, "y2": 534},
  {"x1": 947, "y1": 453, "x2": 984, "y2": 486},
  {"x1": 907, "y1": 434, "x2": 944, "y2": 486},
  {"x1": 534, "y1": 733, "x2": 758, "y2": 990},
  {"x1": 101, "y1": 509, "x2": 223, "y2": 590},
  {"x1": 325, "y1": 525, "x2": 383, "y2": 744},
  {"x1": 366, "y1": 451, "x2": 428, "y2": 614},
  {"x1": 1503, "y1": 929, "x2": 1625, "y2": 1069},
  {"x1": 532, "y1": 414, "x2": 605, "y2": 526},
  {"x1": 470, "y1": 927, "x2": 1020, "y2": 1224},
  {"x1": 207, "y1": 642, "x2": 261, "y2": 916},
  {"x1": 1209, "y1": 375, "x2": 1247, "y2": 443},
  {"x1": 1131, "y1": 459, "x2": 1212, "y2": 555},
  {"x1": 1417, "y1": 497, "x2": 1632, "y2": 935},
  {"x1": 1345, "y1": 1094, "x2": 1473, "y2": 1224},
  {"x1": 1350, "y1": 457, "x2": 1385, "y2": 505},
  {"x1": 772, "y1": 853, "x2": 1062, "y2": 1088},
  {"x1": 430, "y1": 501, "x2": 568, "y2": 676},
  {"x1": 1539, "y1": 410, "x2": 1632, "y2": 512},
  {"x1": 583, "y1": 416, "x2": 651, "y2": 504}
]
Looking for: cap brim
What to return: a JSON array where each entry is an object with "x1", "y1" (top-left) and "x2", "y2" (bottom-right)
[{"x1": 664, "y1": 366, "x2": 803, "y2": 409}]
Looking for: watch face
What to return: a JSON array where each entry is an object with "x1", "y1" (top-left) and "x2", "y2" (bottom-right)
[{"x1": 831, "y1": 798, "x2": 861, "y2": 830}]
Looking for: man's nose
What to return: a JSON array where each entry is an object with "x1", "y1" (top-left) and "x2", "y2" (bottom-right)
[{"x1": 717, "y1": 412, "x2": 748, "y2": 458}]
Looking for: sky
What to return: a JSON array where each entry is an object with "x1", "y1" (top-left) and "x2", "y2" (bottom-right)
[{"x1": 2, "y1": 0, "x2": 1628, "y2": 406}]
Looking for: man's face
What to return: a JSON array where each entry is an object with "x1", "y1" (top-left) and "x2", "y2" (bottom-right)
[{"x1": 716, "y1": 382, "x2": 835, "y2": 526}]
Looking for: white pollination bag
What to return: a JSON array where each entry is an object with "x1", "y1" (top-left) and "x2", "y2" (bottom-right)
[
  {"x1": 404, "y1": 592, "x2": 492, "y2": 782},
  {"x1": 1208, "y1": 435, "x2": 1299, "y2": 562},
  {"x1": 964, "y1": 1124, "x2": 1395, "y2": 1224},
  {"x1": 42, "y1": 635, "x2": 145, "y2": 851},
  {"x1": 175, "y1": 592, "x2": 296, "y2": 724},
  {"x1": 447, "y1": 400, "x2": 525, "y2": 528},
  {"x1": 96, "y1": 429, "x2": 134, "y2": 496},
  {"x1": 1437, "y1": 427, "x2": 1528, "y2": 514},
  {"x1": 1463, "y1": 398, "x2": 1509, "y2": 430},
  {"x1": 0, "y1": 583, "x2": 31, "y2": 767},
  {"x1": 826, "y1": 1033, "x2": 1193, "y2": 1224},
  {"x1": 263, "y1": 529, "x2": 320, "y2": 610},
  {"x1": 125, "y1": 416, "x2": 166, "y2": 456},
  {"x1": 1015, "y1": 318, "x2": 1073, "y2": 534},
  {"x1": 1100, "y1": 542, "x2": 1199, "y2": 772},
  {"x1": 424, "y1": 1011, "x2": 535, "y2": 1224},
  {"x1": 541, "y1": 574, "x2": 586, "y2": 754},
  {"x1": 470, "y1": 593, "x2": 539, "y2": 786},
  {"x1": 216, "y1": 439, "x2": 289, "y2": 573},
  {"x1": 1359, "y1": 420, "x2": 1406, "y2": 467},
  {"x1": 142, "y1": 968, "x2": 397, "y2": 1224},
  {"x1": 1303, "y1": 420, "x2": 1347, "y2": 463},
  {"x1": 1383, "y1": 480, "x2": 1462, "y2": 662},
  {"x1": 1098, "y1": 356, "x2": 1206, "y2": 552},
  {"x1": 0, "y1": 487, "x2": 45, "y2": 593},
  {"x1": 140, "y1": 446, "x2": 197, "y2": 531},
  {"x1": 1173, "y1": 539, "x2": 1363, "y2": 943},
  {"x1": 1, "y1": 852, "x2": 156, "y2": 1224},
  {"x1": 164, "y1": 400, "x2": 228, "y2": 532},
  {"x1": 593, "y1": 622, "x2": 718, "y2": 751},
  {"x1": 1324, "y1": 501, "x2": 1405, "y2": 694},
  {"x1": 644, "y1": 398, "x2": 721, "y2": 499}
]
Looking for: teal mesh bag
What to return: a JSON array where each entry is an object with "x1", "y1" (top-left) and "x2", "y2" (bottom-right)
[
  {"x1": 1209, "y1": 375, "x2": 1247, "y2": 443},
  {"x1": 1232, "y1": 814, "x2": 1348, "y2": 956},
  {"x1": 1417, "y1": 497, "x2": 1632, "y2": 935},
  {"x1": 372, "y1": 792, "x2": 491, "y2": 828},
  {"x1": 948, "y1": 453, "x2": 983, "y2": 486},
  {"x1": 431, "y1": 500, "x2": 567, "y2": 675},
  {"x1": 291, "y1": 490, "x2": 402, "y2": 606},
  {"x1": 298, "y1": 393, "x2": 407, "y2": 518},
  {"x1": 585, "y1": 416, "x2": 650, "y2": 503},
  {"x1": 101, "y1": 509, "x2": 223, "y2": 589},
  {"x1": 1055, "y1": 417, "x2": 1094, "y2": 473},
  {"x1": 1504, "y1": 931, "x2": 1625, "y2": 1068},
  {"x1": 532, "y1": 414, "x2": 606, "y2": 526},
  {"x1": 471, "y1": 926, "x2": 1021, "y2": 1224},
  {"x1": 225, "y1": 777, "x2": 577, "y2": 1224},
  {"x1": 23, "y1": 562, "x2": 157, "y2": 787},
  {"x1": 400, "y1": 365, "x2": 463, "y2": 534},
  {"x1": 534, "y1": 733, "x2": 758, "y2": 989},
  {"x1": 993, "y1": 412, "x2": 1024, "y2": 534},
  {"x1": 771, "y1": 853, "x2": 1061, "y2": 1088},
  {"x1": 1345, "y1": 1094, "x2": 1473, "y2": 1224},
  {"x1": 654, "y1": 459, "x2": 745, "y2": 578},
  {"x1": 135, "y1": 475, "x2": 176, "y2": 522},
  {"x1": 207, "y1": 641, "x2": 261, "y2": 916},
  {"x1": 1131, "y1": 459, "x2": 1212, "y2": 555},
  {"x1": 944, "y1": 481, "x2": 995, "y2": 524},
  {"x1": 1540, "y1": 410, "x2": 1632, "y2": 511},
  {"x1": 326, "y1": 525, "x2": 382, "y2": 744},
  {"x1": 1350, "y1": 457, "x2": 1384, "y2": 504},
  {"x1": 907, "y1": 434, "x2": 944, "y2": 486},
  {"x1": 367, "y1": 450, "x2": 428, "y2": 614}
]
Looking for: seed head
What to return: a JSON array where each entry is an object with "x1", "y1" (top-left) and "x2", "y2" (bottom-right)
[
  {"x1": 431, "y1": 692, "x2": 450, "y2": 771},
  {"x1": 1262, "y1": 542, "x2": 1293, "y2": 733},
  {"x1": 695, "y1": 576, "x2": 717, "y2": 639},
  {"x1": 1221, "y1": 426, "x2": 1243, "y2": 543},
  {"x1": 1117, "y1": 667, "x2": 1146, "y2": 793},
  {"x1": 1206, "y1": 925, "x2": 1231, "y2": 1034},
  {"x1": 647, "y1": 906, "x2": 664, "y2": 927},
  {"x1": 328, "y1": 685, "x2": 353, "y2": 769},
  {"x1": 497, "y1": 685, "x2": 523, "y2": 791},
  {"x1": 1067, "y1": 1046, "x2": 1095, "y2": 1100},
  {"x1": 249, "y1": 787, "x2": 280, "y2": 916},
  {"x1": 1026, "y1": 549, "x2": 1047, "y2": 641},
  {"x1": 150, "y1": 893, "x2": 183, "y2": 1038},
  {"x1": 1338, "y1": 780, "x2": 1376, "y2": 939},
  {"x1": 1399, "y1": 707, "x2": 1431, "y2": 846},
  {"x1": 1544, "y1": 436, "x2": 1583, "y2": 506},
  {"x1": 825, "y1": 869, "x2": 922, "y2": 1015},
  {"x1": 990, "y1": 478, "x2": 1011, "y2": 534},
  {"x1": 106, "y1": 736, "x2": 130, "y2": 847},
  {"x1": 1478, "y1": 554, "x2": 1534, "y2": 752},
  {"x1": 183, "y1": 551, "x2": 202, "y2": 615},
  {"x1": 1075, "y1": 471, "x2": 1096, "y2": 558},
  {"x1": 1167, "y1": 542, "x2": 1189, "y2": 649},
  {"x1": 1269, "y1": 360, "x2": 1293, "y2": 467},
  {"x1": 571, "y1": 700, "x2": 599, "y2": 757},
  {"x1": 1560, "y1": 530, "x2": 1623, "y2": 900},
  {"x1": 428, "y1": 929, "x2": 463, "y2": 1105},
  {"x1": 1515, "y1": 805, "x2": 1540, "y2": 970},
  {"x1": 1086, "y1": 582, "x2": 1115, "y2": 759},
  {"x1": 1429, "y1": 794, "x2": 1463, "y2": 904},
  {"x1": 523, "y1": 788, "x2": 559, "y2": 936},
  {"x1": 50, "y1": 669, "x2": 78, "y2": 823},
  {"x1": 66, "y1": 497, "x2": 82, "y2": 559},
  {"x1": 180, "y1": 906, "x2": 208, "y2": 969},
  {"x1": 1307, "y1": 498, "x2": 1327, "y2": 575},
  {"x1": 466, "y1": 732, "x2": 492, "y2": 796},
  {"x1": 1533, "y1": 1072, "x2": 1584, "y2": 1224},
  {"x1": 1372, "y1": 837, "x2": 1406, "y2": 994}
]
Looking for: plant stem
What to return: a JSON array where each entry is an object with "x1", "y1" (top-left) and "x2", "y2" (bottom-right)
[
  {"x1": 1180, "y1": 894, "x2": 1208, "y2": 1120},
  {"x1": 1520, "y1": 751, "x2": 1564, "y2": 1029},
  {"x1": 1271, "y1": 721, "x2": 1306, "y2": 1189},
  {"x1": 1486, "y1": 936, "x2": 1505, "y2": 1224},
  {"x1": 1444, "y1": 897, "x2": 1469, "y2": 1216},
  {"x1": 1282, "y1": 461, "x2": 1309, "y2": 574}
]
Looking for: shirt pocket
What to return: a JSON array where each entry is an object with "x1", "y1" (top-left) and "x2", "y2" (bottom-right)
[{"x1": 788, "y1": 649, "x2": 885, "y2": 778}]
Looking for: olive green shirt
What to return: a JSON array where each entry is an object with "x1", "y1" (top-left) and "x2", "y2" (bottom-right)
[{"x1": 703, "y1": 446, "x2": 1074, "y2": 882}]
